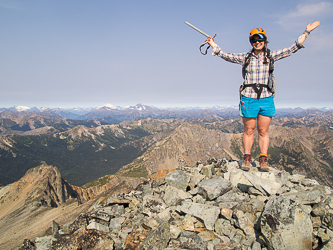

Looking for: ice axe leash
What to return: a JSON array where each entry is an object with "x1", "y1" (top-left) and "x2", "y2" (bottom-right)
[{"x1": 185, "y1": 21, "x2": 216, "y2": 55}]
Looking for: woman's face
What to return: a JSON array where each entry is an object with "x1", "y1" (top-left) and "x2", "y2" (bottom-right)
[{"x1": 251, "y1": 34, "x2": 265, "y2": 51}]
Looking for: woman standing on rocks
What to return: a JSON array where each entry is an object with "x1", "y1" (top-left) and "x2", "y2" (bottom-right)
[{"x1": 206, "y1": 21, "x2": 320, "y2": 172}]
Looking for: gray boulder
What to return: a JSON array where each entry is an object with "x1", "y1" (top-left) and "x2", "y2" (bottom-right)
[
  {"x1": 284, "y1": 185, "x2": 329, "y2": 205},
  {"x1": 178, "y1": 231, "x2": 208, "y2": 250},
  {"x1": 197, "y1": 177, "x2": 232, "y2": 201},
  {"x1": 164, "y1": 170, "x2": 191, "y2": 191},
  {"x1": 109, "y1": 217, "x2": 125, "y2": 233},
  {"x1": 142, "y1": 195, "x2": 168, "y2": 217},
  {"x1": 215, "y1": 189, "x2": 249, "y2": 209},
  {"x1": 215, "y1": 218, "x2": 235, "y2": 237},
  {"x1": 201, "y1": 164, "x2": 215, "y2": 178},
  {"x1": 34, "y1": 236, "x2": 55, "y2": 250},
  {"x1": 87, "y1": 221, "x2": 110, "y2": 233},
  {"x1": 179, "y1": 201, "x2": 220, "y2": 230},
  {"x1": 89, "y1": 207, "x2": 113, "y2": 222},
  {"x1": 289, "y1": 174, "x2": 305, "y2": 184},
  {"x1": 243, "y1": 171, "x2": 281, "y2": 196},
  {"x1": 139, "y1": 221, "x2": 171, "y2": 250},
  {"x1": 189, "y1": 173, "x2": 206, "y2": 187},
  {"x1": 163, "y1": 185, "x2": 190, "y2": 206},
  {"x1": 228, "y1": 169, "x2": 282, "y2": 196},
  {"x1": 233, "y1": 210, "x2": 255, "y2": 236},
  {"x1": 260, "y1": 195, "x2": 313, "y2": 250},
  {"x1": 322, "y1": 211, "x2": 333, "y2": 231}
]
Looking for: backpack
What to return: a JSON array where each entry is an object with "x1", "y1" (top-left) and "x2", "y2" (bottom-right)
[{"x1": 240, "y1": 49, "x2": 276, "y2": 99}]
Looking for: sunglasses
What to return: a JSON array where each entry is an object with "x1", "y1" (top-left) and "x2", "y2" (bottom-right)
[{"x1": 251, "y1": 38, "x2": 265, "y2": 43}]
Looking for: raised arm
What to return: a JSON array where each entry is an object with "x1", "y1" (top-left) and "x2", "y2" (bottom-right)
[
  {"x1": 299, "y1": 21, "x2": 320, "y2": 44},
  {"x1": 205, "y1": 36, "x2": 246, "y2": 64}
]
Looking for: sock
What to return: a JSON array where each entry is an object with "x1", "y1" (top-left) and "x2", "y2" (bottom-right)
[{"x1": 260, "y1": 153, "x2": 267, "y2": 158}]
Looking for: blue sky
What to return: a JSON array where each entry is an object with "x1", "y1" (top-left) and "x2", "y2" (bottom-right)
[{"x1": 1, "y1": 0, "x2": 332, "y2": 109}]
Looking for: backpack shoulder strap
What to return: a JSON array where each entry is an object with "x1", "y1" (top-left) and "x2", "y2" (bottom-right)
[
  {"x1": 242, "y1": 52, "x2": 251, "y2": 79},
  {"x1": 266, "y1": 49, "x2": 274, "y2": 73}
]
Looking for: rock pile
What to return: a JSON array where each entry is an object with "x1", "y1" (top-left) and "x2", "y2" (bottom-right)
[{"x1": 20, "y1": 158, "x2": 333, "y2": 250}]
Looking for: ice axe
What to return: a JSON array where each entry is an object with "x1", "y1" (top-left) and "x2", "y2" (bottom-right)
[{"x1": 185, "y1": 21, "x2": 216, "y2": 55}]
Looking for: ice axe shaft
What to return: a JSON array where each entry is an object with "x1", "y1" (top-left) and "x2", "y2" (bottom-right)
[{"x1": 185, "y1": 21, "x2": 211, "y2": 37}]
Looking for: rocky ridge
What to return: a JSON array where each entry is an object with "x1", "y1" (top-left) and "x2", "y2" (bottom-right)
[
  {"x1": 21, "y1": 158, "x2": 333, "y2": 250},
  {"x1": 117, "y1": 122, "x2": 240, "y2": 177}
]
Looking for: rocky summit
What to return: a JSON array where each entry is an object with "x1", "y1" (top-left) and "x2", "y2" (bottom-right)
[{"x1": 19, "y1": 158, "x2": 333, "y2": 250}]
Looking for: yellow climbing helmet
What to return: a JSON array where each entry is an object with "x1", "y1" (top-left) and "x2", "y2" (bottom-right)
[{"x1": 249, "y1": 28, "x2": 267, "y2": 43}]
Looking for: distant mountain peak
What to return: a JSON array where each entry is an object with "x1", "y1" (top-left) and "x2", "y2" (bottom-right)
[
  {"x1": 100, "y1": 103, "x2": 119, "y2": 110},
  {"x1": 13, "y1": 106, "x2": 31, "y2": 112},
  {"x1": 127, "y1": 103, "x2": 154, "y2": 111}
]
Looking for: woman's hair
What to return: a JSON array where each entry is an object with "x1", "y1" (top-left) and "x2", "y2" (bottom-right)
[{"x1": 244, "y1": 41, "x2": 269, "y2": 67}]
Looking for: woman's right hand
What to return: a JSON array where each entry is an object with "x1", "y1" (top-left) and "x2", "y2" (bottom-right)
[{"x1": 206, "y1": 36, "x2": 217, "y2": 48}]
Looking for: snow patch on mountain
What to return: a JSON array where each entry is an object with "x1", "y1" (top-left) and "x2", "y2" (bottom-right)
[
  {"x1": 14, "y1": 106, "x2": 31, "y2": 111},
  {"x1": 99, "y1": 104, "x2": 120, "y2": 110}
]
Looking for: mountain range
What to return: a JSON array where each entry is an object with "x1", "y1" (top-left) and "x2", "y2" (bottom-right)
[
  {"x1": 1, "y1": 104, "x2": 332, "y2": 123},
  {"x1": 1, "y1": 113, "x2": 333, "y2": 188},
  {"x1": 1, "y1": 107, "x2": 333, "y2": 249}
]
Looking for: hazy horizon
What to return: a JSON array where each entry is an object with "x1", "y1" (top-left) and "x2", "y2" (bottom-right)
[{"x1": 1, "y1": 103, "x2": 332, "y2": 111}]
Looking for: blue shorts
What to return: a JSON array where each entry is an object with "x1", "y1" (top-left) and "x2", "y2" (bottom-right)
[{"x1": 239, "y1": 96, "x2": 276, "y2": 118}]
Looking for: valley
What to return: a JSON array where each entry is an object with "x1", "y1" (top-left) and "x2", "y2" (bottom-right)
[{"x1": 0, "y1": 119, "x2": 182, "y2": 186}]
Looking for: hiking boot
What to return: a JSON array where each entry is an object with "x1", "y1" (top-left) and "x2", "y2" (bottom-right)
[
  {"x1": 259, "y1": 155, "x2": 269, "y2": 172},
  {"x1": 241, "y1": 154, "x2": 251, "y2": 171}
]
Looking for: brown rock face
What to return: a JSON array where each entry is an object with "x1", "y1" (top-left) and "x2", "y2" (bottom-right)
[
  {"x1": 0, "y1": 163, "x2": 145, "y2": 249},
  {"x1": 0, "y1": 163, "x2": 79, "y2": 216},
  {"x1": 117, "y1": 122, "x2": 240, "y2": 177},
  {"x1": 0, "y1": 164, "x2": 83, "y2": 249}
]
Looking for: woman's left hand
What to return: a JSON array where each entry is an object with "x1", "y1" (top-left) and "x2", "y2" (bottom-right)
[{"x1": 306, "y1": 21, "x2": 320, "y2": 32}]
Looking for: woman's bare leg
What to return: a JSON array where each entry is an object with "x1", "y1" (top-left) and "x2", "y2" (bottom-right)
[
  {"x1": 242, "y1": 117, "x2": 257, "y2": 154},
  {"x1": 257, "y1": 115, "x2": 272, "y2": 154}
]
